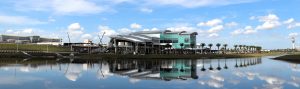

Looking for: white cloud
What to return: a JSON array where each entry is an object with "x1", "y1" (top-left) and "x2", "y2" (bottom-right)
[
  {"x1": 98, "y1": 25, "x2": 117, "y2": 43},
  {"x1": 67, "y1": 23, "x2": 84, "y2": 36},
  {"x1": 52, "y1": 0, "x2": 105, "y2": 15},
  {"x1": 231, "y1": 29, "x2": 243, "y2": 35},
  {"x1": 231, "y1": 26, "x2": 257, "y2": 35},
  {"x1": 287, "y1": 23, "x2": 300, "y2": 29},
  {"x1": 289, "y1": 33, "x2": 298, "y2": 38},
  {"x1": 66, "y1": 23, "x2": 85, "y2": 42},
  {"x1": 283, "y1": 18, "x2": 295, "y2": 24},
  {"x1": 283, "y1": 18, "x2": 300, "y2": 29},
  {"x1": 130, "y1": 23, "x2": 142, "y2": 29},
  {"x1": 254, "y1": 14, "x2": 281, "y2": 30},
  {"x1": 119, "y1": 28, "x2": 135, "y2": 34},
  {"x1": 0, "y1": 15, "x2": 46, "y2": 25},
  {"x1": 98, "y1": 25, "x2": 117, "y2": 36},
  {"x1": 198, "y1": 19, "x2": 223, "y2": 27},
  {"x1": 81, "y1": 34, "x2": 93, "y2": 40},
  {"x1": 225, "y1": 22, "x2": 238, "y2": 27},
  {"x1": 145, "y1": 0, "x2": 257, "y2": 8},
  {"x1": 244, "y1": 26, "x2": 257, "y2": 34},
  {"x1": 14, "y1": 0, "x2": 106, "y2": 15},
  {"x1": 140, "y1": 8, "x2": 153, "y2": 13},
  {"x1": 207, "y1": 25, "x2": 224, "y2": 33},
  {"x1": 143, "y1": 27, "x2": 160, "y2": 31},
  {"x1": 208, "y1": 33, "x2": 219, "y2": 38},
  {"x1": 4, "y1": 28, "x2": 36, "y2": 36}
]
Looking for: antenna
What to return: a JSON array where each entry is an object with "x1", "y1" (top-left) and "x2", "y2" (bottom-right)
[
  {"x1": 67, "y1": 32, "x2": 71, "y2": 43},
  {"x1": 292, "y1": 37, "x2": 296, "y2": 50},
  {"x1": 67, "y1": 32, "x2": 72, "y2": 51},
  {"x1": 98, "y1": 32, "x2": 105, "y2": 45}
]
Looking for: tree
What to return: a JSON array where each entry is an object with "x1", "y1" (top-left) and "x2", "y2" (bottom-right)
[
  {"x1": 216, "y1": 43, "x2": 221, "y2": 54},
  {"x1": 200, "y1": 43, "x2": 206, "y2": 54},
  {"x1": 234, "y1": 45, "x2": 238, "y2": 53},
  {"x1": 223, "y1": 44, "x2": 228, "y2": 54},
  {"x1": 166, "y1": 43, "x2": 171, "y2": 54},
  {"x1": 190, "y1": 43, "x2": 195, "y2": 54},
  {"x1": 239, "y1": 45, "x2": 243, "y2": 53},
  {"x1": 256, "y1": 46, "x2": 262, "y2": 53},
  {"x1": 180, "y1": 43, "x2": 184, "y2": 54},
  {"x1": 208, "y1": 43, "x2": 213, "y2": 53},
  {"x1": 246, "y1": 46, "x2": 250, "y2": 53}
]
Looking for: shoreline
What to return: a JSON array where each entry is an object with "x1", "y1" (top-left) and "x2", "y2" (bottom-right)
[
  {"x1": 0, "y1": 52, "x2": 281, "y2": 59},
  {"x1": 273, "y1": 54, "x2": 300, "y2": 63}
]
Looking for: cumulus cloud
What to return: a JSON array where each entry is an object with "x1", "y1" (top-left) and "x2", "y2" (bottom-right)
[
  {"x1": 283, "y1": 18, "x2": 295, "y2": 24},
  {"x1": 14, "y1": 0, "x2": 106, "y2": 15},
  {"x1": 130, "y1": 23, "x2": 142, "y2": 29},
  {"x1": 225, "y1": 22, "x2": 238, "y2": 27},
  {"x1": 287, "y1": 23, "x2": 300, "y2": 29},
  {"x1": 98, "y1": 25, "x2": 118, "y2": 43},
  {"x1": 207, "y1": 25, "x2": 224, "y2": 33},
  {"x1": 4, "y1": 28, "x2": 36, "y2": 36},
  {"x1": 208, "y1": 33, "x2": 219, "y2": 38},
  {"x1": 289, "y1": 33, "x2": 298, "y2": 39},
  {"x1": 140, "y1": 8, "x2": 153, "y2": 13},
  {"x1": 81, "y1": 34, "x2": 93, "y2": 40},
  {"x1": 119, "y1": 28, "x2": 135, "y2": 34},
  {"x1": 67, "y1": 23, "x2": 84, "y2": 36},
  {"x1": 0, "y1": 15, "x2": 46, "y2": 25},
  {"x1": 283, "y1": 18, "x2": 300, "y2": 29},
  {"x1": 143, "y1": 28, "x2": 160, "y2": 31},
  {"x1": 98, "y1": 25, "x2": 118, "y2": 36},
  {"x1": 254, "y1": 14, "x2": 281, "y2": 30},
  {"x1": 197, "y1": 19, "x2": 223, "y2": 27},
  {"x1": 244, "y1": 26, "x2": 257, "y2": 34},
  {"x1": 231, "y1": 26, "x2": 257, "y2": 35},
  {"x1": 144, "y1": 0, "x2": 257, "y2": 8}
]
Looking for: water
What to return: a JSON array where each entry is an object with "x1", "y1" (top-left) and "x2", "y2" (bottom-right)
[{"x1": 0, "y1": 56, "x2": 299, "y2": 89}]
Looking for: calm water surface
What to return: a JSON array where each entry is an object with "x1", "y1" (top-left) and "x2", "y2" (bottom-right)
[{"x1": 0, "y1": 56, "x2": 299, "y2": 89}]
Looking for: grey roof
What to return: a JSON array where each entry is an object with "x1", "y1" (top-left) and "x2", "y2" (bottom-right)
[
  {"x1": 110, "y1": 30, "x2": 197, "y2": 43},
  {"x1": 130, "y1": 31, "x2": 162, "y2": 35}
]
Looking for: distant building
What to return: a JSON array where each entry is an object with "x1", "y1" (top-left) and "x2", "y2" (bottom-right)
[
  {"x1": 109, "y1": 30, "x2": 198, "y2": 54},
  {"x1": 0, "y1": 35, "x2": 61, "y2": 45}
]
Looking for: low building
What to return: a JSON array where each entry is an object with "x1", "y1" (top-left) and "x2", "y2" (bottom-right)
[
  {"x1": 0, "y1": 35, "x2": 61, "y2": 45},
  {"x1": 109, "y1": 30, "x2": 198, "y2": 54}
]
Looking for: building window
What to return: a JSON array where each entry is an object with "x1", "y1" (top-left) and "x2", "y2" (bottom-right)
[{"x1": 184, "y1": 38, "x2": 189, "y2": 43}]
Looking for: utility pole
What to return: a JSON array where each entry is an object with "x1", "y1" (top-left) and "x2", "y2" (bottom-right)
[
  {"x1": 67, "y1": 32, "x2": 72, "y2": 51},
  {"x1": 98, "y1": 32, "x2": 106, "y2": 46},
  {"x1": 292, "y1": 37, "x2": 296, "y2": 52},
  {"x1": 17, "y1": 32, "x2": 19, "y2": 52}
]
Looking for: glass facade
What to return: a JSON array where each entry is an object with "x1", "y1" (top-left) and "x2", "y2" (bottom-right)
[{"x1": 160, "y1": 33, "x2": 196, "y2": 49}]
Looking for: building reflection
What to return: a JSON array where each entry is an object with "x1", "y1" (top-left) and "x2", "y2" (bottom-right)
[
  {"x1": 0, "y1": 58, "x2": 262, "y2": 82},
  {"x1": 106, "y1": 60, "x2": 198, "y2": 81}
]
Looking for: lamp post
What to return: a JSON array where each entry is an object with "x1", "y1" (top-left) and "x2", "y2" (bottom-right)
[{"x1": 16, "y1": 32, "x2": 19, "y2": 52}]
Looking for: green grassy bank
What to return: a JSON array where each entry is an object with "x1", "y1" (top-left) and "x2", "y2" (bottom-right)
[
  {"x1": 0, "y1": 44, "x2": 70, "y2": 52},
  {"x1": 273, "y1": 54, "x2": 300, "y2": 63},
  {"x1": 78, "y1": 52, "x2": 281, "y2": 59}
]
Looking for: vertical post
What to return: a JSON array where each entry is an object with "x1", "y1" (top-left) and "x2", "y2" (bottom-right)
[
  {"x1": 17, "y1": 32, "x2": 19, "y2": 52},
  {"x1": 47, "y1": 44, "x2": 49, "y2": 53},
  {"x1": 114, "y1": 39, "x2": 118, "y2": 54},
  {"x1": 144, "y1": 42, "x2": 146, "y2": 54}
]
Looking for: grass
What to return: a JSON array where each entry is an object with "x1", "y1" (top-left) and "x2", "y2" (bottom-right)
[
  {"x1": 273, "y1": 53, "x2": 300, "y2": 63},
  {"x1": 78, "y1": 52, "x2": 281, "y2": 59},
  {"x1": 0, "y1": 43, "x2": 70, "y2": 52}
]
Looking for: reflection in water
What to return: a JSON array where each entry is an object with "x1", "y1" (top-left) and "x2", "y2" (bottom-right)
[
  {"x1": 107, "y1": 60, "x2": 198, "y2": 81},
  {"x1": 0, "y1": 57, "x2": 300, "y2": 89}
]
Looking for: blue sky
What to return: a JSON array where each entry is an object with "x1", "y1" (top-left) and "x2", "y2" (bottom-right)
[{"x1": 0, "y1": 0, "x2": 299, "y2": 49}]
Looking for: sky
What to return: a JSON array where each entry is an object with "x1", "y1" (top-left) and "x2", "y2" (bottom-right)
[{"x1": 0, "y1": 0, "x2": 299, "y2": 49}]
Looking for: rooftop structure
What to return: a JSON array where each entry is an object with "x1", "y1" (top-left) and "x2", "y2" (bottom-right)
[
  {"x1": 109, "y1": 30, "x2": 198, "y2": 54},
  {"x1": 0, "y1": 35, "x2": 61, "y2": 45}
]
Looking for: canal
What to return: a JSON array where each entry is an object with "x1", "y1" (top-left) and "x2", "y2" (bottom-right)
[{"x1": 0, "y1": 56, "x2": 299, "y2": 89}]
